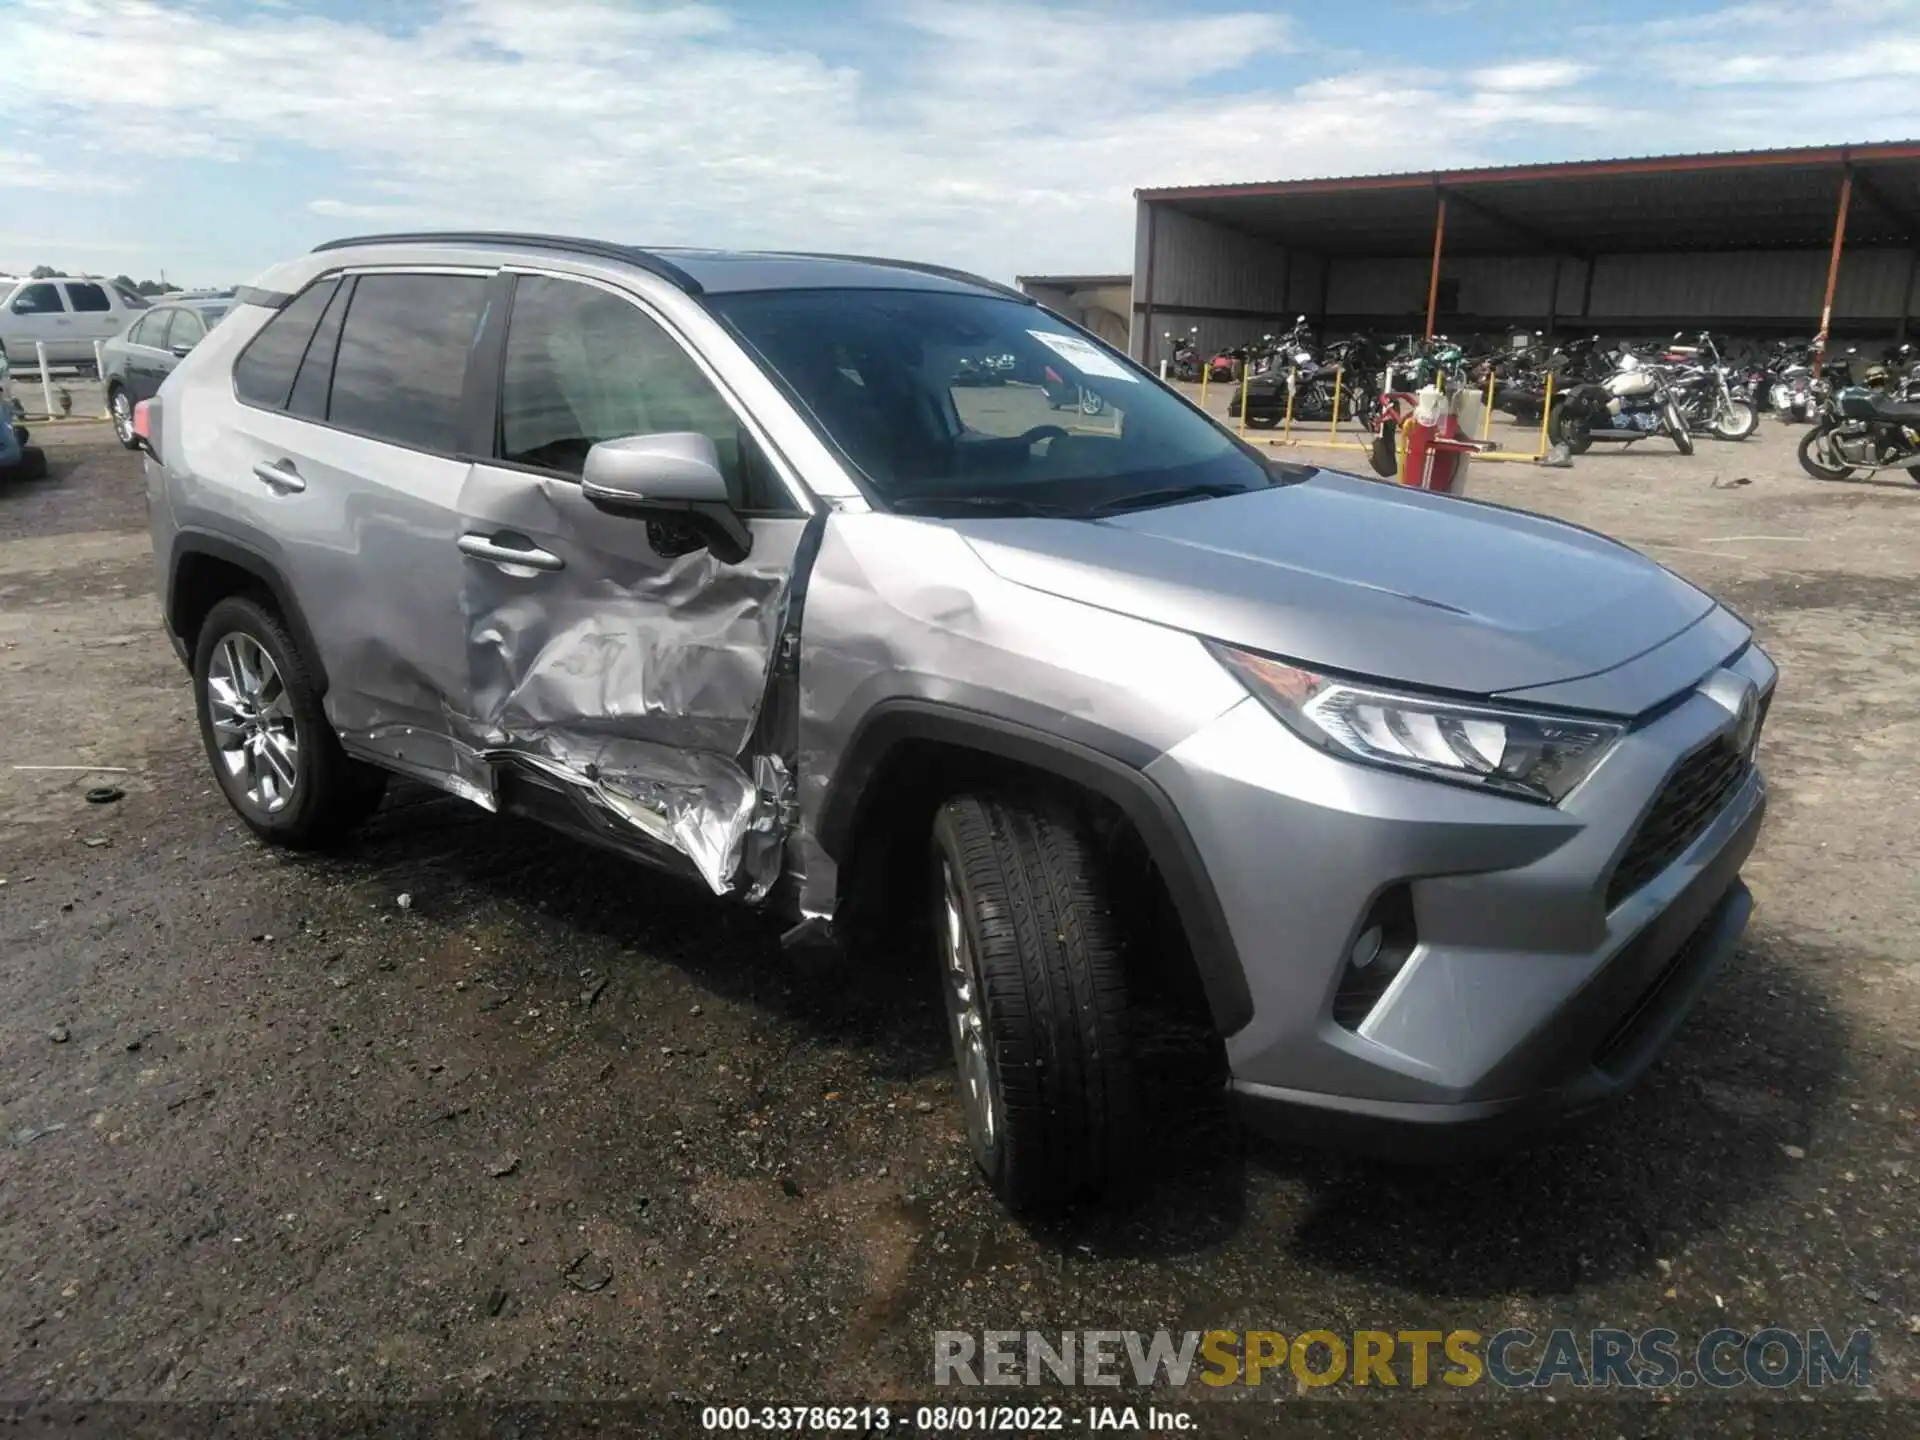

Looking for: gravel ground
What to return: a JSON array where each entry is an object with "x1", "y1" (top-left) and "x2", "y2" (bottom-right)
[{"x1": 1, "y1": 419, "x2": 1917, "y2": 1436}]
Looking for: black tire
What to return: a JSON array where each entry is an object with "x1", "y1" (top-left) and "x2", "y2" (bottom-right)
[
  {"x1": 192, "y1": 594, "x2": 387, "y2": 848},
  {"x1": 1547, "y1": 402, "x2": 1593, "y2": 455},
  {"x1": 1907, "y1": 464, "x2": 1920, "y2": 486},
  {"x1": 108, "y1": 383, "x2": 139, "y2": 450},
  {"x1": 1798, "y1": 425, "x2": 1854, "y2": 481},
  {"x1": 1246, "y1": 412, "x2": 1280, "y2": 429},
  {"x1": 1669, "y1": 406, "x2": 1694, "y2": 456},
  {"x1": 9, "y1": 444, "x2": 48, "y2": 480},
  {"x1": 930, "y1": 793, "x2": 1136, "y2": 1214}
]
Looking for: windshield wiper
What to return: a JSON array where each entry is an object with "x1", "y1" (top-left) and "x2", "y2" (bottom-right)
[
  {"x1": 888, "y1": 494, "x2": 1078, "y2": 518},
  {"x1": 1084, "y1": 483, "x2": 1250, "y2": 516}
]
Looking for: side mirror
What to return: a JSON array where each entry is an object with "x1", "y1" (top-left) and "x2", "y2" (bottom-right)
[{"x1": 580, "y1": 432, "x2": 750, "y2": 563}]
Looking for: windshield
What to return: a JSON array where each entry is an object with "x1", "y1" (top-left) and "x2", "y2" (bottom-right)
[{"x1": 710, "y1": 288, "x2": 1273, "y2": 515}]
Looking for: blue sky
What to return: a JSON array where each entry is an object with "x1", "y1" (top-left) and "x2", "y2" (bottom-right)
[{"x1": 3, "y1": 0, "x2": 1917, "y2": 286}]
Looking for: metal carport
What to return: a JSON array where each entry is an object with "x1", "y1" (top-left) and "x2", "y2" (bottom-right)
[{"x1": 1131, "y1": 141, "x2": 1920, "y2": 369}]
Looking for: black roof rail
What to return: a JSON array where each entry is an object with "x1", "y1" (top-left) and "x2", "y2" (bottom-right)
[
  {"x1": 309, "y1": 232, "x2": 704, "y2": 294},
  {"x1": 769, "y1": 252, "x2": 1030, "y2": 302}
]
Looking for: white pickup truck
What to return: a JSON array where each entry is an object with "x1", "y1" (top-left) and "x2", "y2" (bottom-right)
[{"x1": 0, "y1": 276, "x2": 153, "y2": 367}]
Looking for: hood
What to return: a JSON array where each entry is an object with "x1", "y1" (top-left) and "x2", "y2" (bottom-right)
[{"x1": 955, "y1": 471, "x2": 1724, "y2": 711}]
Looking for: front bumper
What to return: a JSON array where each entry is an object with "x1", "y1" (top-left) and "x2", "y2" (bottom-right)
[{"x1": 1144, "y1": 642, "x2": 1772, "y2": 1156}]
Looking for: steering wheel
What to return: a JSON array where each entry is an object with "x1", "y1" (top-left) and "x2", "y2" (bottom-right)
[{"x1": 1018, "y1": 424, "x2": 1070, "y2": 449}]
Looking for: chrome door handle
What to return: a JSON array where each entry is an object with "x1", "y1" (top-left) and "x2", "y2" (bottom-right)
[
  {"x1": 457, "y1": 533, "x2": 564, "y2": 572},
  {"x1": 252, "y1": 460, "x2": 306, "y2": 493}
]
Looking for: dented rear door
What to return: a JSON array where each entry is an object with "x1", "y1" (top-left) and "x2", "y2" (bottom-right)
[{"x1": 453, "y1": 270, "x2": 811, "y2": 896}]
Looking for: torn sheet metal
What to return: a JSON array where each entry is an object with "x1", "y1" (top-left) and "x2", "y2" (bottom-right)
[{"x1": 455, "y1": 467, "x2": 811, "y2": 897}]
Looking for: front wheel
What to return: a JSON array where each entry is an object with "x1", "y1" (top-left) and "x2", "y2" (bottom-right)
[
  {"x1": 1666, "y1": 401, "x2": 1694, "y2": 455},
  {"x1": 1798, "y1": 425, "x2": 1855, "y2": 481},
  {"x1": 1547, "y1": 402, "x2": 1593, "y2": 455},
  {"x1": 930, "y1": 793, "x2": 1136, "y2": 1214},
  {"x1": 1710, "y1": 398, "x2": 1758, "y2": 440}
]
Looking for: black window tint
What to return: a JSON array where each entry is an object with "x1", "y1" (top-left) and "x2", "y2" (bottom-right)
[
  {"x1": 234, "y1": 279, "x2": 340, "y2": 410},
  {"x1": 11, "y1": 283, "x2": 64, "y2": 314},
  {"x1": 287, "y1": 280, "x2": 351, "y2": 421},
  {"x1": 66, "y1": 282, "x2": 111, "y2": 313},
  {"x1": 328, "y1": 273, "x2": 487, "y2": 451},
  {"x1": 169, "y1": 310, "x2": 206, "y2": 348},
  {"x1": 499, "y1": 275, "x2": 791, "y2": 511}
]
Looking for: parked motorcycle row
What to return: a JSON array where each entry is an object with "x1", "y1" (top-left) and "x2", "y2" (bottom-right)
[{"x1": 1164, "y1": 322, "x2": 1920, "y2": 484}]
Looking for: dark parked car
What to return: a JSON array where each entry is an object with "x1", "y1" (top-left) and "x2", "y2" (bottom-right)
[{"x1": 104, "y1": 297, "x2": 231, "y2": 448}]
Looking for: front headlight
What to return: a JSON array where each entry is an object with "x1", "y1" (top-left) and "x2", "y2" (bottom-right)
[{"x1": 1212, "y1": 644, "x2": 1623, "y2": 804}]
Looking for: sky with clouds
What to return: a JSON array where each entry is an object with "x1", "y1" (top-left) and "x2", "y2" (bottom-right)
[{"x1": 2, "y1": 0, "x2": 1919, "y2": 286}]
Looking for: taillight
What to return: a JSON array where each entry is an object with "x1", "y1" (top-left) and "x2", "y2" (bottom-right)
[{"x1": 132, "y1": 399, "x2": 156, "y2": 456}]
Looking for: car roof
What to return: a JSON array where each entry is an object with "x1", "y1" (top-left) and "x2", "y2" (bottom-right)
[{"x1": 308, "y1": 232, "x2": 1028, "y2": 302}]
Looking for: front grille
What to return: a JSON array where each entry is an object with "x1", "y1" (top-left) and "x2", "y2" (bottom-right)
[{"x1": 1606, "y1": 738, "x2": 1748, "y2": 910}]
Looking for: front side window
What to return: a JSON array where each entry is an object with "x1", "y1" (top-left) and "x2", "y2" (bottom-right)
[
  {"x1": 234, "y1": 278, "x2": 340, "y2": 410},
  {"x1": 328, "y1": 272, "x2": 488, "y2": 451},
  {"x1": 498, "y1": 274, "x2": 789, "y2": 510},
  {"x1": 118, "y1": 288, "x2": 150, "y2": 310},
  {"x1": 713, "y1": 288, "x2": 1272, "y2": 515},
  {"x1": 11, "y1": 283, "x2": 65, "y2": 315},
  {"x1": 66, "y1": 282, "x2": 111, "y2": 313}
]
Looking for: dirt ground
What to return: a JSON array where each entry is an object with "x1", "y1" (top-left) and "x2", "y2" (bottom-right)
[{"x1": 2, "y1": 417, "x2": 1917, "y2": 1434}]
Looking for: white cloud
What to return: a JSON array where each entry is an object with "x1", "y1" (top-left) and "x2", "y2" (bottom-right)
[
  {"x1": 1, "y1": 0, "x2": 1919, "y2": 282},
  {"x1": 307, "y1": 198, "x2": 423, "y2": 221},
  {"x1": 1469, "y1": 60, "x2": 1593, "y2": 92}
]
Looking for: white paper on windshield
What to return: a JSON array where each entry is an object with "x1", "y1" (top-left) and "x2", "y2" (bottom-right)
[{"x1": 1027, "y1": 330, "x2": 1137, "y2": 382}]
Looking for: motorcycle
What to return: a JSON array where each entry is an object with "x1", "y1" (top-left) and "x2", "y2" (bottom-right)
[
  {"x1": 1661, "y1": 332, "x2": 1758, "y2": 440},
  {"x1": 1161, "y1": 332, "x2": 1201, "y2": 383},
  {"x1": 1548, "y1": 344, "x2": 1693, "y2": 455},
  {"x1": 1228, "y1": 320, "x2": 1361, "y2": 428},
  {"x1": 1797, "y1": 381, "x2": 1920, "y2": 483},
  {"x1": 1042, "y1": 363, "x2": 1108, "y2": 417}
]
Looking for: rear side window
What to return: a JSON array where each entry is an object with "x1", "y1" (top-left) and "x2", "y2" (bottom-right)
[
  {"x1": 328, "y1": 273, "x2": 488, "y2": 452},
  {"x1": 127, "y1": 313, "x2": 158, "y2": 346},
  {"x1": 66, "y1": 282, "x2": 111, "y2": 313},
  {"x1": 234, "y1": 279, "x2": 340, "y2": 410},
  {"x1": 287, "y1": 281, "x2": 351, "y2": 421},
  {"x1": 11, "y1": 283, "x2": 64, "y2": 315},
  {"x1": 170, "y1": 309, "x2": 207, "y2": 348}
]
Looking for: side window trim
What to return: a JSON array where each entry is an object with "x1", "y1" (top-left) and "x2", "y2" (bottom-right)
[
  {"x1": 231, "y1": 274, "x2": 343, "y2": 413},
  {"x1": 490, "y1": 265, "x2": 813, "y2": 516},
  {"x1": 286, "y1": 277, "x2": 354, "y2": 421}
]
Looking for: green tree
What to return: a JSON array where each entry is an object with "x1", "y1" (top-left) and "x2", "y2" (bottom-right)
[{"x1": 29, "y1": 264, "x2": 57, "y2": 279}]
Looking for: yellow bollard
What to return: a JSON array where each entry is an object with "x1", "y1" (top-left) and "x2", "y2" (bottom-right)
[
  {"x1": 1328, "y1": 366, "x2": 1344, "y2": 444},
  {"x1": 1238, "y1": 364, "x2": 1251, "y2": 437},
  {"x1": 1481, "y1": 367, "x2": 1497, "y2": 442},
  {"x1": 1200, "y1": 361, "x2": 1210, "y2": 414},
  {"x1": 1282, "y1": 367, "x2": 1297, "y2": 442},
  {"x1": 1535, "y1": 371, "x2": 1555, "y2": 458}
]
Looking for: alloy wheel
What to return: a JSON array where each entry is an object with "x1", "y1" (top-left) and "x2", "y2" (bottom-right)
[
  {"x1": 939, "y1": 860, "x2": 997, "y2": 1160},
  {"x1": 110, "y1": 389, "x2": 133, "y2": 446},
  {"x1": 206, "y1": 632, "x2": 300, "y2": 814}
]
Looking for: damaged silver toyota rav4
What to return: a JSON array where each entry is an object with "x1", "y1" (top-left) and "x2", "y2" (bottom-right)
[{"x1": 144, "y1": 234, "x2": 1772, "y2": 1213}]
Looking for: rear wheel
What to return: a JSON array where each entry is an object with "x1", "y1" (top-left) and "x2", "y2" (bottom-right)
[
  {"x1": 192, "y1": 595, "x2": 387, "y2": 847},
  {"x1": 930, "y1": 793, "x2": 1135, "y2": 1214},
  {"x1": 1798, "y1": 425, "x2": 1855, "y2": 481},
  {"x1": 108, "y1": 384, "x2": 139, "y2": 450}
]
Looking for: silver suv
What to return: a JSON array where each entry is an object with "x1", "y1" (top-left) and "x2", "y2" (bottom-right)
[{"x1": 142, "y1": 234, "x2": 1773, "y2": 1212}]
